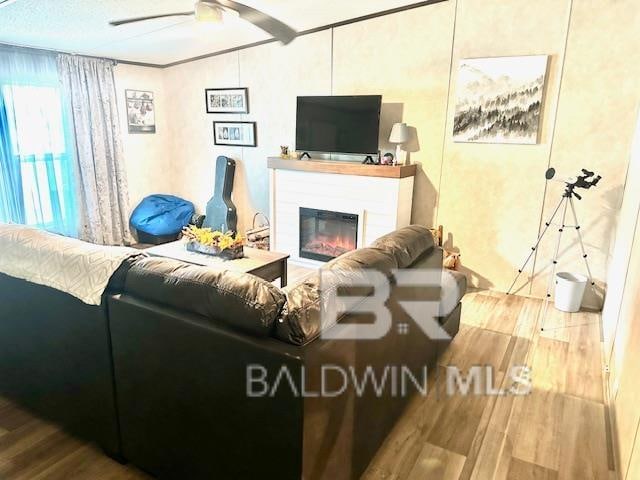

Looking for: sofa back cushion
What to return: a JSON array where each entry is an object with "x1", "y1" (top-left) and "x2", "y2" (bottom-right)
[
  {"x1": 325, "y1": 246, "x2": 398, "y2": 275},
  {"x1": 275, "y1": 247, "x2": 398, "y2": 346},
  {"x1": 124, "y1": 257, "x2": 286, "y2": 337},
  {"x1": 371, "y1": 225, "x2": 435, "y2": 268}
]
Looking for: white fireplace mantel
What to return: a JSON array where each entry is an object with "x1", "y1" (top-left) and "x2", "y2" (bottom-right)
[{"x1": 268, "y1": 158, "x2": 415, "y2": 266}]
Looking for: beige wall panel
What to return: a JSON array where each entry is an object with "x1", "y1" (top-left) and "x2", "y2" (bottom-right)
[
  {"x1": 332, "y1": 1, "x2": 456, "y2": 227},
  {"x1": 163, "y1": 52, "x2": 243, "y2": 222},
  {"x1": 603, "y1": 111, "x2": 640, "y2": 364},
  {"x1": 611, "y1": 205, "x2": 640, "y2": 479},
  {"x1": 238, "y1": 31, "x2": 332, "y2": 233},
  {"x1": 627, "y1": 433, "x2": 640, "y2": 480},
  {"x1": 532, "y1": 0, "x2": 640, "y2": 307},
  {"x1": 114, "y1": 64, "x2": 172, "y2": 215},
  {"x1": 437, "y1": 0, "x2": 571, "y2": 289}
]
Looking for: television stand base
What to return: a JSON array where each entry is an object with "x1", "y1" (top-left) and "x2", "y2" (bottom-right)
[
  {"x1": 300, "y1": 152, "x2": 311, "y2": 160},
  {"x1": 362, "y1": 155, "x2": 377, "y2": 165}
]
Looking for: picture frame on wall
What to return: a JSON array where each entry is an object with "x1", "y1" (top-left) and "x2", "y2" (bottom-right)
[
  {"x1": 213, "y1": 121, "x2": 257, "y2": 147},
  {"x1": 205, "y1": 88, "x2": 249, "y2": 114},
  {"x1": 452, "y1": 55, "x2": 549, "y2": 144},
  {"x1": 126, "y1": 89, "x2": 156, "y2": 134}
]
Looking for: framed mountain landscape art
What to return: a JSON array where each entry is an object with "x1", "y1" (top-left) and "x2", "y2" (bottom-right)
[{"x1": 453, "y1": 55, "x2": 549, "y2": 144}]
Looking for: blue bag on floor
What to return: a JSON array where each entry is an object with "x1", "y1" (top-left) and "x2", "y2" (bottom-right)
[{"x1": 130, "y1": 194, "x2": 195, "y2": 236}]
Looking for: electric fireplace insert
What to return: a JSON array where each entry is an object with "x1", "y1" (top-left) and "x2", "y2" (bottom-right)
[{"x1": 299, "y1": 207, "x2": 358, "y2": 262}]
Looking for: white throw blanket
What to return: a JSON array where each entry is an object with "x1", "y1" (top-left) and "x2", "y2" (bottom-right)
[{"x1": 0, "y1": 224, "x2": 141, "y2": 305}]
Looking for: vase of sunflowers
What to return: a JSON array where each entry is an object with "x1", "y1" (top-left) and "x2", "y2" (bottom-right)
[{"x1": 182, "y1": 225, "x2": 245, "y2": 260}]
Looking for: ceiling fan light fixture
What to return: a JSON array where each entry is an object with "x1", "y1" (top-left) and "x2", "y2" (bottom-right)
[{"x1": 194, "y1": 2, "x2": 223, "y2": 23}]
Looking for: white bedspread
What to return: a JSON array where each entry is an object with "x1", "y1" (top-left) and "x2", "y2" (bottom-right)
[{"x1": 0, "y1": 224, "x2": 140, "y2": 305}]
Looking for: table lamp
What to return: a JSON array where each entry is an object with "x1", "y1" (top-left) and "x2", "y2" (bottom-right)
[{"x1": 389, "y1": 123, "x2": 409, "y2": 165}]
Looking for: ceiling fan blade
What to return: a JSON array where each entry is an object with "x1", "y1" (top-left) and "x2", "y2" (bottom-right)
[
  {"x1": 205, "y1": 0, "x2": 297, "y2": 44},
  {"x1": 110, "y1": 12, "x2": 194, "y2": 26}
]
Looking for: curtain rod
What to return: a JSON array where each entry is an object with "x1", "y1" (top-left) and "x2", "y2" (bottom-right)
[{"x1": 0, "y1": 42, "x2": 155, "y2": 67}]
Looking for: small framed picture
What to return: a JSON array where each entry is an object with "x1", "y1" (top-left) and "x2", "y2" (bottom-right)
[
  {"x1": 213, "y1": 121, "x2": 257, "y2": 147},
  {"x1": 205, "y1": 88, "x2": 249, "y2": 114},
  {"x1": 126, "y1": 89, "x2": 155, "y2": 134}
]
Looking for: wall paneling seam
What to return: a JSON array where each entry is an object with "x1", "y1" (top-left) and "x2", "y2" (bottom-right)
[
  {"x1": 528, "y1": 0, "x2": 574, "y2": 296},
  {"x1": 330, "y1": 27, "x2": 334, "y2": 96},
  {"x1": 434, "y1": 0, "x2": 458, "y2": 228}
]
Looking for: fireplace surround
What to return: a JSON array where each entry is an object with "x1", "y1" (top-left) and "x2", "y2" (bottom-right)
[
  {"x1": 268, "y1": 157, "x2": 415, "y2": 266},
  {"x1": 299, "y1": 207, "x2": 358, "y2": 262}
]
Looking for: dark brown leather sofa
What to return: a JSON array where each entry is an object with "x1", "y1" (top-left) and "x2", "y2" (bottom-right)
[
  {"x1": 0, "y1": 225, "x2": 464, "y2": 479},
  {"x1": 108, "y1": 225, "x2": 464, "y2": 479},
  {"x1": 0, "y1": 261, "x2": 134, "y2": 459}
]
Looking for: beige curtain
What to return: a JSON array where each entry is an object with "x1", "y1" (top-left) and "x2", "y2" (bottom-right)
[{"x1": 56, "y1": 54, "x2": 132, "y2": 245}]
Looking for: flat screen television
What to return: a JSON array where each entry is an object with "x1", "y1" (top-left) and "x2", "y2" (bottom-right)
[{"x1": 296, "y1": 95, "x2": 382, "y2": 155}]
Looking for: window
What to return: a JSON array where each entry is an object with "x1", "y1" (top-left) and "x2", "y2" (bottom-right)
[{"x1": 0, "y1": 84, "x2": 77, "y2": 235}]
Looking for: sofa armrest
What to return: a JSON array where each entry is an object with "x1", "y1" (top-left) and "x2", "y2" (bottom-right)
[{"x1": 108, "y1": 294, "x2": 304, "y2": 480}]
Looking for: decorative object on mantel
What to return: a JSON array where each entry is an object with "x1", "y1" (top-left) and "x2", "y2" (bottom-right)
[
  {"x1": 246, "y1": 213, "x2": 270, "y2": 251},
  {"x1": 213, "y1": 121, "x2": 257, "y2": 147},
  {"x1": 381, "y1": 152, "x2": 395, "y2": 165},
  {"x1": 453, "y1": 55, "x2": 549, "y2": 144},
  {"x1": 205, "y1": 88, "x2": 249, "y2": 114},
  {"x1": 126, "y1": 90, "x2": 155, "y2": 134},
  {"x1": 280, "y1": 146, "x2": 289, "y2": 158},
  {"x1": 182, "y1": 225, "x2": 245, "y2": 260},
  {"x1": 389, "y1": 122, "x2": 409, "y2": 165}
]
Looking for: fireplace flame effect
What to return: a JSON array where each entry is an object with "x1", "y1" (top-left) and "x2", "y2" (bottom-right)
[{"x1": 302, "y1": 233, "x2": 356, "y2": 259}]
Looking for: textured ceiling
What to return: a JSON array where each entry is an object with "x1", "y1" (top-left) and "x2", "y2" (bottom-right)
[{"x1": 0, "y1": 0, "x2": 423, "y2": 65}]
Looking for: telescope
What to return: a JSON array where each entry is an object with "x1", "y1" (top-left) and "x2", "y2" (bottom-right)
[
  {"x1": 508, "y1": 166, "x2": 601, "y2": 330},
  {"x1": 545, "y1": 167, "x2": 602, "y2": 200}
]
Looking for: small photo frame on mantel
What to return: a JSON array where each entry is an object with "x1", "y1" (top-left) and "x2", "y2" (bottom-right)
[
  {"x1": 213, "y1": 121, "x2": 257, "y2": 147},
  {"x1": 205, "y1": 88, "x2": 249, "y2": 114}
]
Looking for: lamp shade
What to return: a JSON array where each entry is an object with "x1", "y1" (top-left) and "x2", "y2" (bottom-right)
[{"x1": 389, "y1": 123, "x2": 409, "y2": 144}]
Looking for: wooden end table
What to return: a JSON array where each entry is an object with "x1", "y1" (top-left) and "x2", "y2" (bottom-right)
[{"x1": 145, "y1": 241, "x2": 290, "y2": 287}]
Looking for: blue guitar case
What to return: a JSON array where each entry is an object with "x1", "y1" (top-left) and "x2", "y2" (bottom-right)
[{"x1": 203, "y1": 156, "x2": 238, "y2": 233}]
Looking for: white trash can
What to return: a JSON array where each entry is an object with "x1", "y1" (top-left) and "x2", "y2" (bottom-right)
[{"x1": 554, "y1": 272, "x2": 588, "y2": 312}]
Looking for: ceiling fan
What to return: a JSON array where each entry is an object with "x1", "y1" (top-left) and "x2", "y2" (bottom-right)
[{"x1": 109, "y1": 0, "x2": 297, "y2": 45}]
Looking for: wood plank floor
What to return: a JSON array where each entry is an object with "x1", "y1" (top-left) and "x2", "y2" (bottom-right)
[
  {"x1": 0, "y1": 289, "x2": 613, "y2": 479},
  {"x1": 363, "y1": 290, "x2": 615, "y2": 480}
]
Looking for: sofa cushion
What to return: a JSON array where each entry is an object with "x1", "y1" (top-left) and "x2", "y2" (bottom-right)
[
  {"x1": 124, "y1": 257, "x2": 286, "y2": 337},
  {"x1": 372, "y1": 225, "x2": 435, "y2": 268},
  {"x1": 326, "y1": 246, "x2": 398, "y2": 276},
  {"x1": 275, "y1": 279, "x2": 322, "y2": 346},
  {"x1": 276, "y1": 247, "x2": 398, "y2": 346}
]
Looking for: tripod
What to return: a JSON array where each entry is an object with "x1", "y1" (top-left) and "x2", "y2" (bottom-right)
[{"x1": 506, "y1": 184, "x2": 595, "y2": 331}]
